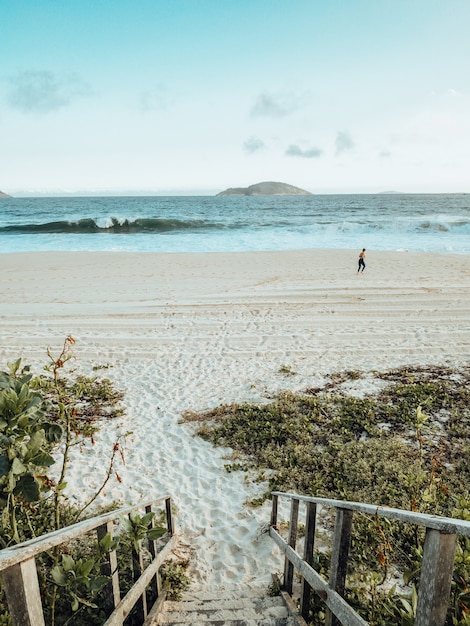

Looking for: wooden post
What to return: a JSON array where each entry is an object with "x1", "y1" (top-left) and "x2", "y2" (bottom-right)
[
  {"x1": 131, "y1": 542, "x2": 147, "y2": 622},
  {"x1": 325, "y1": 507, "x2": 353, "y2": 626},
  {"x1": 415, "y1": 529, "x2": 457, "y2": 626},
  {"x1": 271, "y1": 493, "x2": 279, "y2": 527},
  {"x1": 300, "y1": 501, "x2": 317, "y2": 621},
  {"x1": 145, "y1": 504, "x2": 161, "y2": 601},
  {"x1": 1, "y1": 557, "x2": 45, "y2": 626},
  {"x1": 97, "y1": 520, "x2": 120, "y2": 616},
  {"x1": 165, "y1": 497, "x2": 173, "y2": 536},
  {"x1": 284, "y1": 497, "x2": 299, "y2": 595}
]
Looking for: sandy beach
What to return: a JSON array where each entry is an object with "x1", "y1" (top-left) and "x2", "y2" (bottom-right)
[{"x1": 1, "y1": 249, "x2": 469, "y2": 588}]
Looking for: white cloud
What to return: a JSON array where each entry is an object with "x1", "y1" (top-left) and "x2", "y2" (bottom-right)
[
  {"x1": 431, "y1": 88, "x2": 462, "y2": 98},
  {"x1": 250, "y1": 92, "x2": 300, "y2": 118},
  {"x1": 285, "y1": 144, "x2": 323, "y2": 158},
  {"x1": 243, "y1": 136, "x2": 265, "y2": 153},
  {"x1": 6, "y1": 70, "x2": 92, "y2": 114},
  {"x1": 335, "y1": 130, "x2": 355, "y2": 155}
]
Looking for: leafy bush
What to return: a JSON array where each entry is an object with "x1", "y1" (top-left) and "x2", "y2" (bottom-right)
[{"x1": 0, "y1": 339, "x2": 129, "y2": 625}]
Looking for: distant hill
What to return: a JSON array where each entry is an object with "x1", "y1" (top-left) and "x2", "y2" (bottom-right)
[
  {"x1": 0, "y1": 190, "x2": 12, "y2": 198},
  {"x1": 216, "y1": 181, "x2": 312, "y2": 196}
]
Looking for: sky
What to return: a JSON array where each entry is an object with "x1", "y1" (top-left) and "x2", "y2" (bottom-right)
[{"x1": 1, "y1": 0, "x2": 469, "y2": 195}]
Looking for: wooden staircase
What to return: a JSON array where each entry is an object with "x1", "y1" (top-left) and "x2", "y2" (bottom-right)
[
  {"x1": 150, "y1": 585, "x2": 304, "y2": 626},
  {"x1": 4, "y1": 492, "x2": 470, "y2": 625}
]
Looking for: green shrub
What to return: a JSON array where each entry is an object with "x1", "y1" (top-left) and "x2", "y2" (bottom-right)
[{"x1": 0, "y1": 339, "x2": 128, "y2": 625}]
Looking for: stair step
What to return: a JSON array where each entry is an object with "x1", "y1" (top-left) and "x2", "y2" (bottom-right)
[
  {"x1": 180, "y1": 588, "x2": 267, "y2": 602},
  {"x1": 156, "y1": 593, "x2": 295, "y2": 624},
  {"x1": 158, "y1": 618, "x2": 296, "y2": 626},
  {"x1": 153, "y1": 582, "x2": 301, "y2": 626},
  {"x1": 163, "y1": 596, "x2": 286, "y2": 612},
  {"x1": 158, "y1": 605, "x2": 289, "y2": 623}
]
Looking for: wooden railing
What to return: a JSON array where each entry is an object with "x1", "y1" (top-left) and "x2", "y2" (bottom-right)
[
  {"x1": 0, "y1": 495, "x2": 175, "y2": 626},
  {"x1": 270, "y1": 491, "x2": 470, "y2": 626}
]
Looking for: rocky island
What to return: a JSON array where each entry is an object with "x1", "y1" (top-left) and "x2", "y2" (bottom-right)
[
  {"x1": 0, "y1": 190, "x2": 12, "y2": 198},
  {"x1": 216, "y1": 181, "x2": 312, "y2": 196}
]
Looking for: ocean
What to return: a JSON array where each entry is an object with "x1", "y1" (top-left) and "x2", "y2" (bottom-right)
[{"x1": 0, "y1": 194, "x2": 469, "y2": 254}]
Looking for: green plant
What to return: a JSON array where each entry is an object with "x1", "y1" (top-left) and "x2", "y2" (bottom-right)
[
  {"x1": 120, "y1": 510, "x2": 166, "y2": 553},
  {"x1": 267, "y1": 577, "x2": 281, "y2": 597},
  {"x1": 0, "y1": 358, "x2": 60, "y2": 543},
  {"x1": 0, "y1": 340, "x2": 128, "y2": 625},
  {"x1": 51, "y1": 554, "x2": 107, "y2": 613},
  {"x1": 160, "y1": 560, "x2": 191, "y2": 600},
  {"x1": 49, "y1": 531, "x2": 118, "y2": 615}
]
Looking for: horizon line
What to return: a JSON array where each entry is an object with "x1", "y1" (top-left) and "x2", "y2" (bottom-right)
[{"x1": 4, "y1": 188, "x2": 470, "y2": 198}]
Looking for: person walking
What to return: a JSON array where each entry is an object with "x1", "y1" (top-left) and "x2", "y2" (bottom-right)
[{"x1": 358, "y1": 248, "x2": 366, "y2": 273}]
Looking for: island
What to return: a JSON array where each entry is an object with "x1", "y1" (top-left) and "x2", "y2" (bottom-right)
[
  {"x1": 0, "y1": 190, "x2": 12, "y2": 198},
  {"x1": 216, "y1": 181, "x2": 312, "y2": 196}
]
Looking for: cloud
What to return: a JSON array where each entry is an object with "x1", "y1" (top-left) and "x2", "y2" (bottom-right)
[
  {"x1": 335, "y1": 130, "x2": 355, "y2": 155},
  {"x1": 379, "y1": 150, "x2": 391, "y2": 158},
  {"x1": 285, "y1": 144, "x2": 323, "y2": 158},
  {"x1": 431, "y1": 87, "x2": 462, "y2": 98},
  {"x1": 250, "y1": 92, "x2": 300, "y2": 118},
  {"x1": 6, "y1": 70, "x2": 92, "y2": 114},
  {"x1": 243, "y1": 136, "x2": 265, "y2": 154}
]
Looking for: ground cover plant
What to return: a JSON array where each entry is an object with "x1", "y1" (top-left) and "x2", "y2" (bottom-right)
[
  {"x1": 0, "y1": 338, "x2": 188, "y2": 626},
  {"x1": 182, "y1": 364, "x2": 470, "y2": 625}
]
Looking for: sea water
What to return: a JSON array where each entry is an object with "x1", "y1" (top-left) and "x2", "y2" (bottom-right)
[{"x1": 0, "y1": 194, "x2": 469, "y2": 254}]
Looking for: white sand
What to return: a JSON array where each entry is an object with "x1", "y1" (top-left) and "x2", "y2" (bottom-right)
[{"x1": 1, "y1": 249, "x2": 469, "y2": 588}]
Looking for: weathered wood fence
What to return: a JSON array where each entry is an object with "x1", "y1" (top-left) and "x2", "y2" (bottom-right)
[
  {"x1": 0, "y1": 495, "x2": 175, "y2": 626},
  {"x1": 270, "y1": 491, "x2": 470, "y2": 626}
]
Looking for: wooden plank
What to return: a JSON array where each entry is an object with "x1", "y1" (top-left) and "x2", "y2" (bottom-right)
[
  {"x1": 300, "y1": 501, "x2": 317, "y2": 621},
  {"x1": 132, "y1": 543, "x2": 147, "y2": 622},
  {"x1": 326, "y1": 508, "x2": 353, "y2": 626},
  {"x1": 270, "y1": 528, "x2": 368, "y2": 626},
  {"x1": 271, "y1": 492, "x2": 470, "y2": 536},
  {"x1": 0, "y1": 495, "x2": 171, "y2": 571},
  {"x1": 142, "y1": 590, "x2": 167, "y2": 626},
  {"x1": 97, "y1": 520, "x2": 121, "y2": 615},
  {"x1": 165, "y1": 497, "x2": 174, "y2": 536},
  {"x1": 104, "y1": 537, "x2": 175, "y2": 626},
  {"x1": 271, "y1": 493, "x2": 279, "y2": 527},
  {"x1": 1, "y1": 557, "x2": 45, "y2": 626},
  {"x1": 145, "y1": 504, "x2": 160, "y2": 600},
  {"x1": 415, "y1": 529, "x2": 457, "y2": 626},
  {"x1": 272, "y1": 572, "x2": 309, "y2": 626},
  {"x1": 284, "y1": 497, "x2": 299, "y2": 595}
]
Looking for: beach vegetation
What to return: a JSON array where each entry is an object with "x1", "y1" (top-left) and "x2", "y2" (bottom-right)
[
  {"x1": 278, "y1": 364, "x2": 297, "y2": 376},
  {"x1": 183, "y1": 363, "x2": 470, "y2": 625},
  {"x1": 160, "y1": 559, "x2": 191, "y2": 600},
  {"x1": 0, "y1": 339, "x2": 185, "y2": 625},
  {"x1": 119, "y1": 509, "x2": 166, "y2": 553},
  {"x1": 267, "y1": 575, "x2": 282, "y2": 597},
  {"x1": 50, "y1": 538, "x2": 113, "y2": 614},
  {"x1": 92, "y1": 363, "x2": 113, "y2": 371}
]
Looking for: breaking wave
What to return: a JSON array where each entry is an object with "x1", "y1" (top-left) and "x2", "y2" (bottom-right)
[{"x1": 0, "y1": 217, "x2": 222, "y2": 234}]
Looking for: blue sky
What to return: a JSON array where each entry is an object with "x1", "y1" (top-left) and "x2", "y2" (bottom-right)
[{"x1": 1, "y1": 0, "x2": 469, "y2": 194}]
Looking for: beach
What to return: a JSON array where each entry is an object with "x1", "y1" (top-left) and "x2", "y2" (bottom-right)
[{"x1": 1, "y1": 248, "x2": 469, "y2": 588}]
